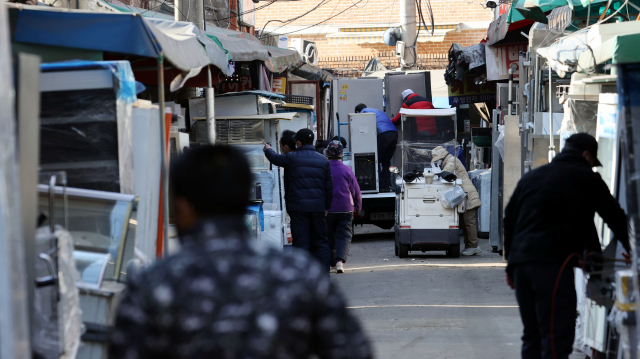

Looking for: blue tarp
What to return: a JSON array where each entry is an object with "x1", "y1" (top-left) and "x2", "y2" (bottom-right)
[
  {"x1": 246, "y1": 202, "x2": 264, "y2": 231},
  {"x1": 41, "y1": 61, "x2": 144, "y2": 103},
  {"x1": 13, "y1": 8, "x2": 161, "y2": 58}
]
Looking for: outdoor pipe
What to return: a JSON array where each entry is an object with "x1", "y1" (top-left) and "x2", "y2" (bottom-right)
[
  {"x1": 534, "y1": 54, "x2": 540, "y2": 114},
  {"x1": 507, "y1": 64, "x2": 517, "y2": 115},
  {"x1": 158, "y1": 54, "x2": 168, "y2": 258},
  {"x1": 548, "y1": 67, "x2": 556, "y2": 162},
  {"x1": 206, "y1": 65, "x2": 215, "y2": 144}
]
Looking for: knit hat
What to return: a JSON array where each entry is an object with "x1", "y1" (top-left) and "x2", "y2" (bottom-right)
[
  {"x1": 402, "y1": 89, "x2": 414, "y2": 100},
  {"x1": 324, "y1": 140, "x2": 344, "y2": 158}
]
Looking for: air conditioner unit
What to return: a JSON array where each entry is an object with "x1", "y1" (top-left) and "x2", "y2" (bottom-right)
[{"x1": 290, "y1": 39, "x2": 318, "y2": 66}]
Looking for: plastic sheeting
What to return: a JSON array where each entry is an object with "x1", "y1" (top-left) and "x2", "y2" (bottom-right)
[
  {"x1": 470, "y1": 169, "x2": 491, "y2": 236},
  {"x1": 559, "y1": 99, "x2": 598, "y2": 141},
  {"x1": 33, "y1": 226, "x2": 82, "y2": 359},
  {"x1": 260, "y1": 209, "x2": 284, "y2": 251},
  {"x1": 0, "y1": 3, "x2": 31, "y2": 358},
  {"x1": 291, "y1": 64, "x2": 335, "y2": 82},
  {"x1": 441, "y1": 186, "x2": 466, "y2": 208},
  {"x1": 401, "y1": 141, "x2": 457, "y2": 176},
  {"x1": 39, "y1": 61, "x2": 135, "y2": 194}
]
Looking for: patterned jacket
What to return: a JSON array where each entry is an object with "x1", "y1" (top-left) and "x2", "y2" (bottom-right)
[{"x1": 108, "y1": 217, "x2": 373, "y2": 359}]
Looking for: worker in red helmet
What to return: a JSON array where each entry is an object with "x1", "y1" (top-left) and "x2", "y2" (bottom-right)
[{"x1": 390, "y1": 89, "x2": 437, "y2": 141}]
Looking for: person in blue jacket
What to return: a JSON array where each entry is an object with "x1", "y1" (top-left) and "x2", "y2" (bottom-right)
[{"x1": 355, "y1": 103, "x2": 398, "y2": 192}]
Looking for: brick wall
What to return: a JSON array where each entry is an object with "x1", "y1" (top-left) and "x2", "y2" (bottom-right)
[
  {"x1": 301, "y1": 29, "x2": 487, "y2": 57},
  {"x1": 255, "y1": 0, "x2": 492, "y2": 28}
]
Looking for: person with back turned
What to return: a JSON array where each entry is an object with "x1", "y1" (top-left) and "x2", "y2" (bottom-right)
[
  {"x1": 263, "y1": 128, "x2": 333, "y2": 273},
  {"x1": 355, "y1": 103, "x2": 398, "y2": 192},
  {"x1": 108, "y1": 145, "x2": 372, "y2": 359},
  {"x1": 504, "y1": 133, "x2": 631, "y2": 359}
]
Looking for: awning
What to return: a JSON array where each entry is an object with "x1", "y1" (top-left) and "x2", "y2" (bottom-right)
[
  {"x1": 10, "y1": 5, "x2": 232, "y2": 76},
  {"x1": 291, "y1": 63, "x2": 335, "y2": 82},
  {"x1": 205, "y1": 27, "x2": 270, "y2": 63},
  {"x1": 400, "y1": 108, "x2": 457, "y2": 117},
  {"x1": 578, "y1": 22, "x2": 640, "y2": 69},
  {"x1": 327, "y1": 28, "x2": 454, "y2": 44},
  {"x1": 486, "y1": 7, "x2": 533, "y2": 46},
  {"x1": 216, "y1": 113, "x2": 299, "y2": 121},
  {"x1": 536, "y1": 21, "x2": 640, "y2": 75},
  {"x1": 264, "y1": 46, "x2": 304, "y2": 73}
]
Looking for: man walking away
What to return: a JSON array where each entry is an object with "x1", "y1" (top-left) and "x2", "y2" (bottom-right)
[
  {"x1": 264, "y1": 129, "x2": 333, "y2": 272},
  {"x1": 391, "y1": 89, "x2": 437, "y2": 141},
  {"x1": 324, "y1": 141, "x2": 362, "y2": 274},
  {"x1": 108, "y1": 145, "x2": 373, "y2": 359},
  {"x1": 431, "y1": 146, "x2": 481, "y2": 256},
  {"x1": 504, "y1": 133, "x2": 631, "y2": 359},
  {"x1": 355, "y1": 103, "x2": 398, "y2": 192}
]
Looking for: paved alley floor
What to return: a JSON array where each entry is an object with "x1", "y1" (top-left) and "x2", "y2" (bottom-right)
[{"x1": 331, "y1": 225, "x2": 522, "y2": 359}]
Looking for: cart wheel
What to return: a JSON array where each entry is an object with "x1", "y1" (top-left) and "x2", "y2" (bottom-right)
[
  {"x1": 448, "y1": 244, "x2": 460, "y2": 258},
  {"x1": 492, "y1": 246, "x2": 498, "y2": 253},
  {"x1": 398, "y1": 244, "x2": 409, "y2": 258},
  {"x1": 395, "y1": 242, "x2": 399, "y2": 256}
]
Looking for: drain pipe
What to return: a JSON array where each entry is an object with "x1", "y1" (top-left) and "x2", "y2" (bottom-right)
[
  {"x1": 548, "y1": 66, "x2": 556, "y2": 162},
  {"x1": 205, "y1": 65, "x2": 215, "y2": 144}
]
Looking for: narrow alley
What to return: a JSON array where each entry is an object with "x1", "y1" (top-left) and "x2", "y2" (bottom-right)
[{"x1": 334, "y1": 226, "x2": 521, "y2": 358}]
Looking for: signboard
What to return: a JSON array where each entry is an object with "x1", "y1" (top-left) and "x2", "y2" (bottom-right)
[
  {"x1": 220, "y1": 75, "x2": 252, "y2": 93},
  {"x1": 448, "y1": 75, "x2": 496, "y2": 105},
  {"x1": 486, "y1": 43, "x2": 528, "y2": 81},
  {"x1": 272, "y1": 77, "x2": 286, "y2": 94}
]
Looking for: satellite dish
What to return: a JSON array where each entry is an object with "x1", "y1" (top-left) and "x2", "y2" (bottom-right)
[
  {"x1": 383, "y1": 27, "x2": 402, "y2": 46},
  {"x1": 304, "y1": 42, "x2": 318, "y2": 66}
]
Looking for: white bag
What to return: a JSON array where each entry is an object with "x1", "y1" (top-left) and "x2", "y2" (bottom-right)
[{"x1": 441, "y1": 186, "x2": 466, "y2": 209}]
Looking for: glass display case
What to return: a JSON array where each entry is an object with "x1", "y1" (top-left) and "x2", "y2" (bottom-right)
[{"x1": 38, "y1": 185, "x2": 135, "y2": 284}]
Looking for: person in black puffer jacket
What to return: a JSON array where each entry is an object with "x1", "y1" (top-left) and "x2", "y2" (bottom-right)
[
  {"x1": 264, "y1": 129, "x2": 333, "y2": 273},
  {"x1": 504, "y1": 133, "x2": 630, "y2": 359}
]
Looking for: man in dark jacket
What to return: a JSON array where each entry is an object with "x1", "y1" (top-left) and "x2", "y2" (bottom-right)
[
  {"x1": 390, "y1": 89, "x2": 436, "y2": 140},
  {"x1": 504, "y1": 133, "x2": 630, "y2": 359},
  {"x1": 109, "y1": 145, "x2": 372, "y2": 359},
  {"x1": 264, "y1": 128, "x2": 333, "y2": 272}
]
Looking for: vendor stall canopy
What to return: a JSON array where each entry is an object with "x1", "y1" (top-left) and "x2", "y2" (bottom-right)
[{"x1": 9, "y1": 5, "x2": 233, "y2": 80}]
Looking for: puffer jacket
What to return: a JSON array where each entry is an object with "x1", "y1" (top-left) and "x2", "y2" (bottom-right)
[
  {"x1": 265, "y1": 145, "x2": 333, "y2": 212},
  {"x1": 431, "y1": 146, "x2": 480, "y2": 210},
  {"x1": 390, "y1": 94, "x2": 437, "y2": 134}
]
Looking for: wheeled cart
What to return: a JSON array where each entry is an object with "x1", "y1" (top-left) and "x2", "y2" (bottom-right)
[{"x1": 393, "y1": 108, "x2": 462, "y2": 258}]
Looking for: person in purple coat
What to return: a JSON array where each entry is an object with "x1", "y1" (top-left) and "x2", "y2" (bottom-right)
[{"x1": 324, "y1": 141, "x2": 362, "y2": 274}]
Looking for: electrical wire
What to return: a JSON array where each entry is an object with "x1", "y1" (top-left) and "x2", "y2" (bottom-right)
[
  {"x1": 264, "y1": 0, "x2": 363, "y2": 37},
  {"x1": 259, "y1": 0, "x2": 331, "y2": 38}
]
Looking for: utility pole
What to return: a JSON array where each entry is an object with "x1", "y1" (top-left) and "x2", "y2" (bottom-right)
[
  {"x1": 400, "y1": 0, "x2": 417, "y2": 70},
  {"x1": 175, "y1": 0, "x2": 204, "y2": 31}
]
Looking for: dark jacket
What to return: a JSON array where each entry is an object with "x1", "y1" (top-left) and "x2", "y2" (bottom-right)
[
  {"x1": 504, "y1": 148, "x2": 630, "y2": 273},
  {"x1": 390, "y1": 93, "x2": 436, "y2": 134},
  {"x1": 265, "y1": 145, "x2": 333, "y2": 212},
  {"x1": 109, "y1": 217, "x2": 373, "y2": 359}
]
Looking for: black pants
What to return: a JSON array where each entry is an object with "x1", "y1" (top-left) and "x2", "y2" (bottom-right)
[
  {"x1": 327, "y1": 212, "x2": 353, "y2": 264},
  {"x1": 377, "y1": 131, "x2": 398, "y2": 190},
  {"x1": 288, "y1": 211, "x2": 331, "y2": 273},
  {"x1": 513, "y1": 263, "x2": 576, "y2": 359}
]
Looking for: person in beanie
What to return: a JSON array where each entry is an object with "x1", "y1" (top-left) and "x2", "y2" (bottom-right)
[
  {"x1": 504, "y1": 133, "x2": 631, "y2": 359},
  {"x1": 391, "y1": 89, "x2": 437, "y2": 140},
  {"x1": 324, "y1": 140, "x2": 362, "y2": 274},
  {"x1": 263, "y1": 128, "x2": 333, "y2": 273}
]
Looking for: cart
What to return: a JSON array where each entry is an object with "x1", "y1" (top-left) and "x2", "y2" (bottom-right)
[{"x1": 394, "y1": 108, "x2": 462, "y2": 258}]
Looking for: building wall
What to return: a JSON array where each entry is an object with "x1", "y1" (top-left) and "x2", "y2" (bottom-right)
[
  {"x1": 255, "y1": 0, "x2": 491, "y2": 60},
  {"x1": 293, "y1": 29, "x2": 488, "y2": 57}
]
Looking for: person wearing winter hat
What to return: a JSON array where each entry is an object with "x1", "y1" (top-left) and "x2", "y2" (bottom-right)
[
  {"x1": 324, "y1": 141, "x2": 362, "y2": 274},
  {"x1": 391, "y1": 89, "x2": 437, "y2": 141}
]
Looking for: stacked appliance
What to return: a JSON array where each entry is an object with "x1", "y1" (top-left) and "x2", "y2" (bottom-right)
[{"x1": 348, "y1": 113, "x2": 379, "y2": 193}]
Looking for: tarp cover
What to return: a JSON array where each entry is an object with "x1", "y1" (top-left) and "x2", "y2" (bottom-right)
[
  {"x1": 291, "y1": 63, "x2": 336, "y2": 82},
  {"x1": 264, "y1": 45, "x2": 304, "y2": 73},
  {"x1": 11, "y1": 5, "x2": 231, "y2": 75},
  {"x1": 205, "y1": 27, "x2": 270, "y2": 63}
]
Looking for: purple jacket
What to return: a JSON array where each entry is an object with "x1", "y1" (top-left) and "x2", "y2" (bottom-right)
[{"x1": 328, "y1": 160, "x2": 362, "y2": 213}]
